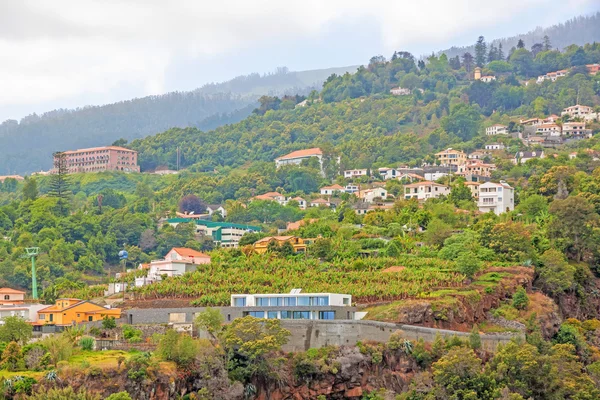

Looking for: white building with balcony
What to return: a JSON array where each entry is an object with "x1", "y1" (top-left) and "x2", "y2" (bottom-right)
[
  {"x1": 478, "y1": 181, "x2": 514, "y2": 215},
  {"x1": 344, "y1": 169, "x2": 369, "y2": 179},
  {"x1": 404, "y1": 181, "x2": 450, "y2": 201}
]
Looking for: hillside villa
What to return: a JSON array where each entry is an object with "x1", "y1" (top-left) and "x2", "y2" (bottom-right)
[
  {"x1": 513, "y1": 151, "x2": 545, "y2": 164},
  {"x1": 535, "y1": 123, "x2": 561, "y2": 136},
  {"x1": 320, "y1": 184, "x2": 344, "y2": 195},
  {"x1": 561, "y1": 105, "x2": 595, "y2": 120},
  {"x1": 457, "y1": 160, "x2": 496, "y2": 178},
  {"x1": 478, "y1": 181, "x2": 515, "y2": 215},
  {"x1": 344, "y1": 169, "x2": 369, "y2": 178},
  {"x1": 253, "y1": 236, "x2": 309, "y2": 254},
  {"x1": 484, "y1": 143, "x2": 505, "y2": 150},
  {"x1": 390, "y1": 87, "x2": 411, "y2": 95},
  {"x1": 434, "y1": 149, "x2": 467, "y2": 166},
  {"x1": 167, "y1": 219, "x2": 261, "y2": 248},
  {"x1": 358, "y1": 188, "x2": 389, "y2": 203},
  {"x1": 562, "y1": 122, "x2": 592, "y2": 137},
  {"x1": 404, "y1": 181, "x2": 450, "y2": 201},
  {"x1": 0, "y1": 288, "x2": 25, "y2": 305},
  {"x1": 486, "y1": 124, "x2": 508, "y2": 135}
]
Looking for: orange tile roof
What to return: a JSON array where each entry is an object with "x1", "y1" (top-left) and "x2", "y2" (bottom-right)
[
  {"x1": 62, "y1": 146, "x2": 136, "y2": 155},
  {"x1": 537, "y1": 123, "x2": 560, "y2": 129},
  {"x1": 276, "y1": 148, "x2": 322, "y2": 160},
  {"x1": 311, "y1": 198, "x2": 329, "y2": 204},
  {"x1": 0, "y1": 288, "x2": 26, "y2": 294},
  {"x1": 254, "y1": 236, "x2": 295, "y2": 244},
  {"x1": 171, "y1": 247, "x2": 210, "y2": 258},
  {"x1": 403, "y1": 181, "x2": 448, "y2": 188},
  {"x1": 321, "y1": 184, "x2": 344, "y2": 190}
]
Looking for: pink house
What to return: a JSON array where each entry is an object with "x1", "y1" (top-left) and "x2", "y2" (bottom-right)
[
  {"x1": 165, "y1": 247, "x2": 211, "y2": 265},
  {"x1": 0, "y1": 288, "x2": 26, "y2": 305}
]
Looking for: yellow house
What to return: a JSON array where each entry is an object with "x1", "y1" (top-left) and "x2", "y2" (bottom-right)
[
  {"x1": 37, "y1": 298, "x2": 121, "y2": 326},
  {"x1": 435, "y1": 148, "x2": 467, "y2": 166},
  {"x1": 253, "y1": 236, "x2": 309, "y2": 254}
]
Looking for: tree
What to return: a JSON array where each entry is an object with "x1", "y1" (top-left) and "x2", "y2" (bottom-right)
[
  {"x1": 112, "y1": 138, "x2": 128, "y2": 147},
  {"x1": 310, "y1": 238, "x2": 333, "y2": 260},
  {"x1": 441, "y1": 103, "x2": 481, "y2": 141},
  {"x1": 475, "y1": 36, "x2": 487, "y2": 67},
  {"x1": 40, "y1": 334, "x2": 74, "y2": 366},
  {"x1": 0, "y1": 316, "x2": 33, "y2": 344},
  {"x1": 498, "y1": 43, "x2": 505, "y2": 60},
  {"x1": 530, "y1": 43, "x2": 543, "y2": 57},
  {"x1": 432, "y1": 347, "x2": 495, "y2": 399},
  {"x1": 156, "y1": 330, "x2": 200, "y2": 367},
  {"x1": 548, "y1": 196, "x2": 598, "y2": 261},
  {"x1": 194, "y1": 308, "x2": 224, "y2": 343},
  {"x1": 1, "y1": 341, "x2": 23, "y2": 371},
  {"x1": 462, "y1": 52, "x2": 474, "y2": 73},
  {"x1": 469, "y1": 325, "x2": 482, "y2": 350},
  {"x1": 22, "y1": 177, "x2": 38, "y2": 201},
  {"x1": 448, "y1": 183, "x2": 472, "y2": 206},
  {"x1": 517, "y1": 39, "x2": 525, "y2": 49},
  {"x1": 102, "y1": 316, "x2": 117, "y2": 329},
  {"x1": 49, "y1": 151, "x2": 71, "y2": 216},
  {"x1": 178, "y1": 194, "x2": 207, "y2": 214},
  {"x1": 536, "y1": 249, "x2": 575, "y2": 296},
  {"x1": 543, "y1": 35, "x2": 551, "y2": 51},
  {"x1": 138, "y1": 229, "x2": 157, "y2": 252},
  {"x1": 456, "y1": 252, "x2": 481, "y2": 279}
]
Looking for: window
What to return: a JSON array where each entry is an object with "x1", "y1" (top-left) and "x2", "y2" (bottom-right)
[
  {"x1": 77, "y1": 314, "x2": 80, "y2": 318},
  {"x1": 248, "y1": 311, "x2": 264, "y2": 318},
  {"x1": 39, "y1": 314, "x2": 45, "y2": 320},
  {"x1": 317, "y1": 297, "x2": 329, "y2": 306},
  {"x1": 319, "y1": 311, "x2": 335, "y2": 320},
  {"x1": 267, "y1": 311, "x2": 278, "y2": 319},
  {"x1": 284, "y1": 297, "x2": 296, "y2": 306},
  {"x1": 293, "y1": 311, "x2": 310, "y2": 319},
  {"x1": 343, "y1": 297, "x2": 350, "y2": 305},
  {"x1": 269, "y1": 297, "x2": 283, "y2": 306},
  {"x1": 281, "y1": 311, "x2": 292, "y2": 319},
  {"x1": 297, "y1": 297, "x2": 310, "y2": 306},
  {"x1": 256, "y1": 297, "x2": 269, "y2": 306},
  {"x1": 88, "y1": 316, "x2": 93, "y2": 322},
  {"x1": 233, "y1": 297, "x2": 246, "y2": 307},
  {"x1": 227, "y1": 314, "x2": 231, "y2": 322},
  {"x1": 49, "y1": 314, "x2": 53, "y2": 322},
  {"x1": 3, "y1": 295, "x2": 8, "y2": 300}
]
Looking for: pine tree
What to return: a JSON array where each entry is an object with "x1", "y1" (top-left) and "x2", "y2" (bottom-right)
[
  {"x1": 475, "y1": 36, "x2": 487, "y2": 66},
  {"x1": 543, "y1": 35, "x2": 551, "y2": 51},
  {"x1": 498, "y1": 43, "x2": 505, "y2": 60},
  {"x1": 462, "y1": 52, "x2": 474, "y2": 72},
  {"x1": 517, "y1": 39, "x2": 525, "y2": 49},
  {"x1": 49, "y1": 152, "x2": 71, "y2": 216},
  {"x1": 22, "y1": 177, "x2": 38, "y2": 201}
]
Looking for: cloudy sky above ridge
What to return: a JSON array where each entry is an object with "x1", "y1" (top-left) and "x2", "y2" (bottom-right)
[{"x1": 0, "y1": 0, "x2": 598, "y2": 121}]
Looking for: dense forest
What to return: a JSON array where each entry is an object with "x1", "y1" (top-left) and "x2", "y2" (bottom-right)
[
  {"x1": 439, "y1": 12, "x2": 600, "y2": 58},
  {"x1": 0, "y1": 66, "x2": 355, "y2": 175}
]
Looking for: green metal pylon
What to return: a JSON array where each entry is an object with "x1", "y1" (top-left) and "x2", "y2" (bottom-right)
[{"x1": 25, "y1": 247, "x2": 40, "y2": 300}]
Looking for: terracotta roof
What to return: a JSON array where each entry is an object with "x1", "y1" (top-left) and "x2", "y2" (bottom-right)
[
  {"x1": 537, "y1": 123, "x2": 560, "y2": 129},
  {"x1": 403, "y1": 181, "x2": 449, "y2": 188},
  {"x1": 0, "y1": 288, "x2": 26, "y2": 294},
  {"x1": 0, "y1": 175, "x2": 24, "y2": 182},
  {"x1": 254, "y1": 236, "x2": 295, "y2": 244},
  {"x1": 61, "y1": 146, "x2": 136, "y2": 155},
  {"x1": 321, "y1": 184, "x2": 344, "y2": 190},
  {"x1": 311, "y1": 198, "x2": 329, "y2": 204},
  {"x1": 276, "y1": 148, "x2": 322, "y2": 161},
  {"x1": 171, "y1": 247, "x2": 210, "y2": 258},
  {"x1": 464, "y1": 182, "x2": 481, "y2": 186}
]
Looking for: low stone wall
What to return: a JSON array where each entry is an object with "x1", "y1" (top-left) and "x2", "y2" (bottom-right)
[{"x1": 279, "y1": 320, "x2": 521, "y2": 352}]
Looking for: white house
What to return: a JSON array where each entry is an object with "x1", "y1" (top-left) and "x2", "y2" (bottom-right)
[
  {"x1": 390, "y1": 87, "x2": 411, "y2": 96},
  {"x1": 513, "y1": 151, "x2": 545, "y2": 164},
  {"x1": 562, "y1": 105, "x2": 594, "y2": 119},
  {"x1": 320, "y1": 184, "x2": 344, "y2": 195},
  {"x1": 289, "y1": 197, "x2": 307, "y2": 210},
  {"x1": 562, "y1": 122, "x2": 591, "y2": 137},
  {"x1": 404, "y1": 181, "x2": 450, "y2": 201},
  {"x1": 379, "y1": 168, "x2": 400, "y2": 180},
  {"x1": 478, "y1": 181, "x2": 514, "y2": 215},
  {"x1": 137, "y1": 248, "x2": 211, "y2": 287},
  {"x1": 536, "y1": 124, "x2": 561, "y2": 136},
  {"x1": 480, "y1": 75, "x2": 496, "y2": 83},
  {"x1": 309, "y1": 198, "x2": 331, "y2": 208},
  {"x1": 206, "y1": 204, "x2": 227, "y2": 219},
  {"x1": 485, "y1": 143, "x2": 505, "y2": 150},
  {"x1": 0, "y1": 288, "x2": 25, "y2": 305},
  {"x1": 486, "y1": 124, "x2": 508, "y2": 136},
  {"x1": 275, "y1": 148, "x2": 323, "y2": 169},
  {"x1": 344, "y1": 184, "x2": 359, "y2": 194},
  {"x1": 0, "y1": 304, "x2": 49, "y2": 324},
  {"x1": 536, "y1": 69, "x2": 568, "y2": 84},
  {"x1": 424, "y1": 172, "x2": 448, "y2": 181},
  {"x1": 165, "y1": 248, "x2": 211, "y2": 265},
  {"x1": 468, "y1": 150, "x2": 490, "y2": 160},
  {"x1": 358, "y1": 188, "x2": 388, "y2": 203},
  {"x1": 343, "y1": 169, "x2": 369, "y2": 179}
]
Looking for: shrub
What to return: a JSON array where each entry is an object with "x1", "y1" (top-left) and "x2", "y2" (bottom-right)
[
  {"x1": 469, "y1": 325, "x2": 482, "y2": 350},
  {"x1": 125, "y1": 352, "x2": 153, "y2": 381},
  {"x1": 12, "y1": 376, "x2": 37, "y2": 395},
  {"x1": 79, "y1": 336, "x2": 95, "y2": 351},
  {"x1": 122, "y1": 325, "x2": 143, "y2": 342},
  {"x1": 1, "y1": 341, "x2": 23, "y2": 371},
  {"x1": 28, "y1": 386, "x2": 101, "y2": 400},
  {"x1": 156, "y1": 330, "x2": 200, "y2": 367},
  {"x1": 102, "y1": 316, "x2": 117, "y2": 330},
  {"x1": 106, "y1": 392, "x2": 133, "y2": 400},
  {"x1": 40, "y1": 334, "x2": 74, "y2": 366},
  {"x1": 456, "y1": 252, "x2": 481, "y2": 279},
  {"x1": 89, "y1": 327, "x2": 102, "y2": 337},
  {"x1": 512, "y1": 287, "x2": 529, "y2": 310}
]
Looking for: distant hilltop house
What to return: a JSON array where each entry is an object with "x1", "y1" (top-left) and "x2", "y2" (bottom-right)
[
  {"x1": 403, "y1": 181, "x2": 450, "y2": 201},
  {"x1": 0, "y1": 175, "x2": 24, "y2": 183},
  {"x1": 434, "y1": 148, "x2": 467, "y2": 166},
  {"x1": 468, "y1": 150, "x2": 490, "y2": 160},
  {"x1": 252, "y1": 192, "x2": 306, "y2": 209},
  {"x1": 37, "y1": 298, "x2": 121, "y2": 326},
  {"x1": 513, "y1": 151, "x2": 545, "y2": 164},
  {"x1": 536, "y1": 123, "x2": 561, "y2": 136},
  {"x1": 473, "y1": 67, "x2": 495, "y2": 82},
  {"x1": 275, "y1": 148, "x2": 323, "y2": 169},
  {"x1": 343, "y1": 169, "x2": 369, "y2": 179},
  {"x1": 587, "y1": 63, "x2": 600, "y2": 74},
  {"x1": 132, "y1": 247, "x2": 211, "y2": 288},
  {"x1": 390, "y1": 87, "x2": 411, "y2": 96},
  {"x1": 457, "y1": 160, "x2": 496, "y2": 178},
  {"x1": 484, "y1": 143, "x2": 505, "y2": 150},
  {"x1": 358, "y1": 188, "x2": 389, "y2": 203},
  {"x1": 253, "y1": 236, "x2": 309, "y2": 254},
  {"x1": 486, "y1": 124, "x2": 508, "y2": 136},
  {"x1": 536, "y1": 69, "x2": 568, "y2": 84},
  {"x1": 562, "y1": 122, "x2": 592, "y2": 137},
  {"x1": 478, "y1": 181, "x2": 514, "y2": 215},
  {"x1": 53, "y1": 146, "x2": 140, "y2": 173}
]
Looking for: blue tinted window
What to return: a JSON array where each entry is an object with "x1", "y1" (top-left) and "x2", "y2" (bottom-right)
[
  {"x1": 269, "y1": 297, "x2": 282, "y2": 306},
  {"x1": 256, "y1": 297, "x2": 269, "y2": 306},
  {"x1": 267, "y1": 311, "x2": 278, "y2": 319},
  {"x1": 319, "y1": 311, "x2": 335, "y2": 320},
  {"x1": 281, "y1": 311, "x2": 292, "y2": 319},
  {"x1": 233, "y1": 298, "x2": 246, "y2": 307},
  {"x1": 248, "y1": 311, "x2": 265, "y2": 318},
  {"x1": 284, "y1": 297, "x2": 296, "y2": 306},
  {"x1": 297, "y1": 297, "x2": 310, "y2": 306},
  {"x1": 293, "y1": 311, "x2": 310, "y2": 319}
]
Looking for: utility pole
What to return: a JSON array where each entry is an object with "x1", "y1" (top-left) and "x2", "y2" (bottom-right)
[
  {"x1": 118, "y1": 248, "x2": 128, "y2": 300},
  {"x1": 23, "y1": 248, "x2": 40, "y2": 300}
]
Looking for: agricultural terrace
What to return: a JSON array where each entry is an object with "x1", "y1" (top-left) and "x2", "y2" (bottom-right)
[{"x1": 128, "y1": 253, "x2": 517, "y2": 307}]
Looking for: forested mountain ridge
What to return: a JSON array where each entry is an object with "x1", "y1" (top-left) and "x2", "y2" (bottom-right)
[
  {"x1": 438, "y1": 12, "x2": 600, "y2": 59},
  {"x1": 0, "y1": 66, "x2": 357, "y2": 175}
]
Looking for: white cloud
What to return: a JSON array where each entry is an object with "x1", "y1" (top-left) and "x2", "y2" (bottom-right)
[{"x1": 0, "y1": 0, "x2": 597, "y2": 115}]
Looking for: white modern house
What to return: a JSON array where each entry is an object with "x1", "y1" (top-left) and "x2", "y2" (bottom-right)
[
  {"x1": 478, "y1": 181, "x2": 514, "y2": 215},
  {"x1": 404, "y1": 182, "x2": 450, "y2": 201},
  {"x1": 344, "y1": 184, "x2": 359, "y2": 194},
  {"x1": 275, "y1": 148, "x2": 323, "y2": 168},
  {"x1": 206, "y1": 205, "x2": 227, "y2": 219},
  {"x1": 562, "y1": 122, "x2": 591, "y2": 137},
  {"x1": 230, "y1": 290, "x2": 357, "y2": 320},
  {"x1": 135, "y1": 247, "x2": 212, "y2": 287},
  {"x1": 562, "y1": 105, "x2": 594, "y2": 119},
  {"x1": 536, "y1": 124, "x2": 561, "y2": 136},
  {"x1": 344, "y1": 169, "x2": 369, "y2": 179},
  {"x1": 485, "y1": 143, "x2": 505, "y2": 150},
  {"x1": 0, "y1": 304, "x2": 49, "y2": 324},
  {"x1": 358, "y1": 188, "x2": 388, "y2": 203},
  {"x1": 379, "y1": 168, "x2": 400, "y2": 180},
  {"x1": 486, "y1": 124, "x2": 508, "y2": 136}
]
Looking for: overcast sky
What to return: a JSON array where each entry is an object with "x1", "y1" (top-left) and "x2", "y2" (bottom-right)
[{"x1": 0, "y1": 0, "x2": 598, "y2": 122}]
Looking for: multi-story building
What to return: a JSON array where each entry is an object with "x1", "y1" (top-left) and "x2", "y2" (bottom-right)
[
  {"x1": 404, "y1": 181, "x2": 450, "y2": 201},
  {"x1": 434, "y1": 149, "x2": 467, "y2": 166},
  {"x1": 468, "y1": 150, "x2": 490, "y2": 160},
  {"x1": 464, "y1": 182, "x2": 481, "y2": 200},
  {"x1": 0, "y1": 304, "x2": 49, "y2": 324},
  {"x1": 55, "y1": 146, "x2": 140, "y2": 173},
  {"x1": 562, "y1": 105, "x2": 594, "y2": 118},
  {"x1": 513, "y1": 151, "x2": 545, "y2": 164},
  {"x1": 486, "y1": 124, "x2": 508, "y2": 136},
  {"x1": 478, "y1": 181, "x2": 514, "y2": 215},
  {"x1": 230, "y1": 290, "x2": 354, "y2": 320},
  {"x1": 343, "y1": 169, "x2": 369, "y2": 179},
  {"x1": 358, "y1": 188, "x2": 389, "y2": 203},
  {"x1": 562, "y1": 122, "x2": 592, "y2": 137},
  {"x1": 457, "y1": 160, "x2": 496, "y2": 178},
  {"x1": 536, "y1": 124, "x2": 561, "y2": 136},
  {"x1": 536, "y1": 69, "x2": 568, "y2": 84},
  {"x1": 167, "y1": 219, "x2": 261, "y2": 248}
]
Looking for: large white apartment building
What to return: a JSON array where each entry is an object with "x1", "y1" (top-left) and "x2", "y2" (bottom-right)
[
  {"x1": 485, "y1": 124, "x2": 508, "y2": 136},
  {"x1": 477, "y1": 181, "x2": 514, "y2": 215}
]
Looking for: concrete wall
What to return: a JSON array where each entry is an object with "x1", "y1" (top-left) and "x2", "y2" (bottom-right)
[{"x1": 279, "y1": 320, "x2": 520, "y2": 352}]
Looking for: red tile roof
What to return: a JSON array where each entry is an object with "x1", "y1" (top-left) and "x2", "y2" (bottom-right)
[
  {"x1": 171, "y1": 247, "x2": 210, "y2": 258},
  {"x1": 0, "y1": 288, "x2": 26, "y2": 294},
  {"x1": 276, "y1": 148, "x2": 322, "y2": 160}
]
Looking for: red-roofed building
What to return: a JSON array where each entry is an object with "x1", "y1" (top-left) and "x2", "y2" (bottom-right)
[
  {"x1": 0, "y1": 288, "x2": 26, "y2": 305},
  {"x1": 275, "y1": 148, "x2": 323, "y2": 168},
  {"x1": 404, "y1": 181, "x2": 450, "y2": 201},
  {"x1": 320, "y1": 184, "x2": 344, "y2": 195},
  {"x1": 54, "y1": 146, "x2": 140, "y2": 173},
  {"x1": 166, "y1": 247, "x2": 211, "y2": 265}
]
